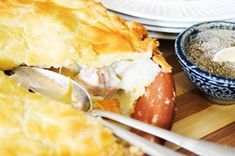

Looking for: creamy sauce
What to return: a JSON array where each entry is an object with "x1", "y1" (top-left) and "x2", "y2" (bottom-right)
[
  {"x1": 79, "y1": 58, "x2": 161, "y2": 91},
  {"x1": 77, "y1": 58, "x2": 161, "y2": 115}
]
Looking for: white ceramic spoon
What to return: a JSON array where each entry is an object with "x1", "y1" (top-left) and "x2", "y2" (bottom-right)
[{"x1": 213, "y1": 47, "x2": 235, "y2": 63}]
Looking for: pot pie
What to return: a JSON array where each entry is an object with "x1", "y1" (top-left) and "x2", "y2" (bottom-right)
[
  {"x1": 0, "y1": 0, "x2": 175, "y2": 154},
  {"x1": 0, "y1": 0, "x2": 171, "y2": 114},
  {"x1": 0, "y1": 71, "x2": 141, "y2": 155}
]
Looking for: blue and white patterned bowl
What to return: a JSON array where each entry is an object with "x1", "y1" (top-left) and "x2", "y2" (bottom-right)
[{"x1": 175, "y1": 21, "x2": 235, "y2": 104}]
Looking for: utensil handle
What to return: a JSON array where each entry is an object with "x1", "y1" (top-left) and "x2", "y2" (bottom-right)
[
  {"x1": 101, "y1": 119, "x2": 184, "y2": 156},
  {"x1": 92, "y1": 110, "x2": 235, "y2": 156}
]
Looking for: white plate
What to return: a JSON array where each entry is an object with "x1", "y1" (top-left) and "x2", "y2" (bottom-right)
[
  {"x1": 144, "y1": 25, "x2": 184, "y2": 33},
  {"x1": 112, "y1": 11, "x2": 193, "y2": 28},
  {"x1": 112, "y1": 11, "x2": 235, "y2": 28},
  {"x1": 99, "y1": 0, "x2": 235, "y2": 22},
  {"x1": 115, "y1": 11, "x2": 185, "y2": 33},
  {"x1": 149, "y1": 31, "x2": 178, "y2": 40}
]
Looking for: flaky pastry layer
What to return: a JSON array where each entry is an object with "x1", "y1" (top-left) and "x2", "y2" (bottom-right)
[
  {"x1": 0, "y1": 0, "x2": 171, "y2": 72},
  {"x1": 0, "y1": 71, "x2": 130, "y2": 156}
]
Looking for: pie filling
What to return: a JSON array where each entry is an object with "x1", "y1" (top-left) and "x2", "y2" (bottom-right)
[{"x1": 76, "y1": 58, "x2": 161, "y2": 115}]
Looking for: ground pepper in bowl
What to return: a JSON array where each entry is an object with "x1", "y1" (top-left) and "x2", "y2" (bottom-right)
[{"x1": 187, "y1": 29, "x2": 235, "y2": 79}]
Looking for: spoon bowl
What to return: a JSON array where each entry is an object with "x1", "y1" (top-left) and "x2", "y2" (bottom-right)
[{"x1": 11, "y1": 66, "x2": 92, "y2": 112}]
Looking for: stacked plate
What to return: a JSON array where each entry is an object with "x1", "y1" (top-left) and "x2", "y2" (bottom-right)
[{"x1": 98, "y1": 0, "x2": 235, "y2": 40}]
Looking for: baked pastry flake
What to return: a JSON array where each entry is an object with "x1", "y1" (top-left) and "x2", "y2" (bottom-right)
[{"x1": 0, "y1": 71, "x2": 132, "y2": 156}]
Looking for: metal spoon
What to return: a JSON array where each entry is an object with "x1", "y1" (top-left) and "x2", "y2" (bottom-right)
[
  {"x1": 10, "y1": 66, "x2": 235, "y2": 156},
  {"x1": 9, "y1": 66, "x2": 183, "y2": 156}
]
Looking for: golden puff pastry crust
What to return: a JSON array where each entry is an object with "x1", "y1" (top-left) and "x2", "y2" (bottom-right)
[
  {"x1": 0, "y1": 0, "x2": 171, "y2": 72},
  {"x1": 0, "y1": 71, "x2": 132, "y2": 156}
]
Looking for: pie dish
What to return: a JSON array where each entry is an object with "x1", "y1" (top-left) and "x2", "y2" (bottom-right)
[{"x1": 0, "y1": 0, "x2": 175, "y2": 154}]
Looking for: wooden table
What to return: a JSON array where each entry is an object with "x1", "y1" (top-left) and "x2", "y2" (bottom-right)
[{"x1": 159, "y1": 39, "x2": 235, "y2": 155}]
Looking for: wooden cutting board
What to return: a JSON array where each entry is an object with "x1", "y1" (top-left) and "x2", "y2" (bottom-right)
[{"x1": 159, "y1": 40, "x2": 235, "y2": 155}]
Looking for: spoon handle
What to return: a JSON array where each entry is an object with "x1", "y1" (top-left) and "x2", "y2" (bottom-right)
[
  {"x1": 92, "y1": 110, "x2": 235, "y2": 156},
  {"x1": 100, "y1": 119, "x2": 184, "y2": 156}
]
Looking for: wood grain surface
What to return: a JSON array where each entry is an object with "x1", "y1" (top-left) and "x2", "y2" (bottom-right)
[{"x1": 159, "y1": 39, "x2": 235, "y2": 155}]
